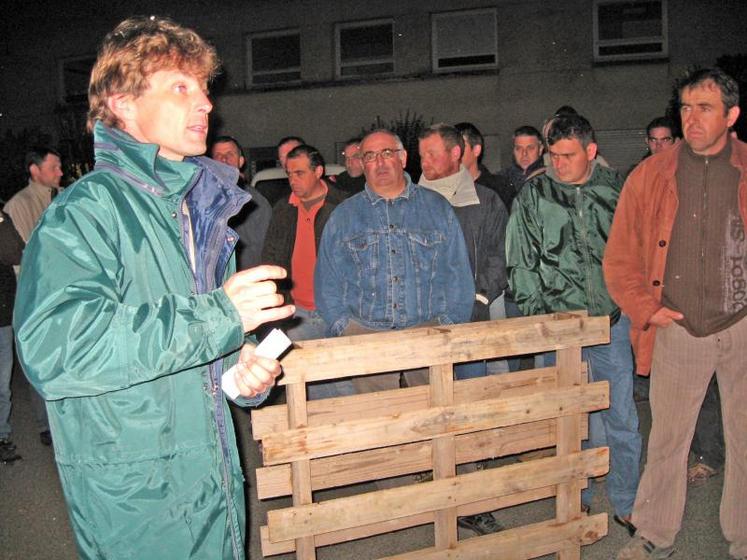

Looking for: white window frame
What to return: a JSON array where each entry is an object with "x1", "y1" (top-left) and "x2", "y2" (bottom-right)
[
  {"x1": 593, "y1": 0, "x2": 668, "y2": 62},
  {"x1": 335, "y1": 18, "x2": 394, "y2": 79},
  {"x1": 246, "y1": 29, "x2": 301, "y2": 86},
  {"x1": 431, "y1": 8, "x2": 498, "y2": 73}
]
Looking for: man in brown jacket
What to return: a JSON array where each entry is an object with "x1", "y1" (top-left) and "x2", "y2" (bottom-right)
[{"x1": 604, "y1": 68, "x2": 746, "y2": 560}]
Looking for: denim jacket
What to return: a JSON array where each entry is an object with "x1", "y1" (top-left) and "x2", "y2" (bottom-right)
[{"x1": 315, "y1": 174, "x2": 475, "y2": 336}]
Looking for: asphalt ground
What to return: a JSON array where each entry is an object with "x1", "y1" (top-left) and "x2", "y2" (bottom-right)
[{"x1": 1, "y1": 371, "x2": 732, "y2": 559}]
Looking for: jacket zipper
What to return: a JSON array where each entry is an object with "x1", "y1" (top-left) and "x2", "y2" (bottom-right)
[
  {"x1": 576, "y1": 186, "x2": 597, "y2": 313},
  {"x1": 178, "y1": 172, "x2": 244, "y2": 560},
  {"x1": 699, "y1": 158, "x2": 709, "y2": 325}
]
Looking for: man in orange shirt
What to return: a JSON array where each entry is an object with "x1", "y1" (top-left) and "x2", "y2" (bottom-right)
[{"x1": 262, "y1": 144, "x2": 353, "y2": 399}]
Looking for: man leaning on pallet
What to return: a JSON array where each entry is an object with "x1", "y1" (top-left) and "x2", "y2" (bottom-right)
[
  {"x1": 13, "y1": 16, "x2": 294, "y2": 560},
  {"x1": 313, "y1": 128, "x2": 506, "y2": 535},
  {"x1": 605, "y1": 67, "x2": 747, "y2": 560},
  {"x1": 506, "y1": 112, "x2": 642, "y2": 535}
]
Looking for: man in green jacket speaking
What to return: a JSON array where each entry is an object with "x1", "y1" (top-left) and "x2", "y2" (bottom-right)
[{"x1": 13, "y1": 16, "x2": 293, "y2": 560}]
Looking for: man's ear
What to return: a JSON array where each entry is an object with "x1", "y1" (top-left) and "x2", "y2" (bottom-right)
[
  {"x1": 585, "y1": 142, "x2": 598, "y2": 161},
  {"x1": 315, "y1": 165, "x2": 324, "y2": 180},
  {"x1": 450, "y1": 144, "x2": 462, "y2": 163},
  {"x1": 727, "y1": 105, "x2": 741, "y2": 129},
  {"x1": 107, "y1": 93, "x2": 136, "y2": 127},
  {"x1": 473, "y1": 144, "x2": 483, "y2": 159}
]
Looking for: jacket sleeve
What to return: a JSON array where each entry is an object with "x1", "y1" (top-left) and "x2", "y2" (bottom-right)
[
  {"x1": 506, "y1": 187, "x2": 546, "y2": 316},
  {"x1": 477, "y1": 190, "x2": 508, "y2": 304},
  {"x1": 14, "y1": 198, "x2": 245, "y2": 401},
  {"x1": 441, "y1": 205, "x2": 476, "y2": 325},
  {"x1": 603, "y1": 168, "x2": 662, "y2": 330},
  {"x1": 314, "y1": 213, "x2": 350, "y2": 336},
  {"x1": 0, "y1": 211, "x2": 24, "y2": 266}
]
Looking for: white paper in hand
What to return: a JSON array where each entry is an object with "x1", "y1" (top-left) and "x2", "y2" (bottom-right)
[{"x1": 221, "y1": 329, "x2": 292, "y2": 399}]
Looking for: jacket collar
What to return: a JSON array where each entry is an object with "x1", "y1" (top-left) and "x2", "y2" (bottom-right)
[
  {"x1": 92, "y1": 121, "x2": 240, "y2": 199},
  {"x1": 363, "y1": 172, "x2": 416, "y2": 205}
]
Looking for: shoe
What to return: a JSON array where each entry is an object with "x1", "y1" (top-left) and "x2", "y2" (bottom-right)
[
  {"x1": 0, "y1": 438, "x2": 21, "y2": 464},
  {"x1": 457, "y1": 512, "x2": 503, "y2": 535},
  {"x1": 687, "y1": 461, "x2": 719, "y2": 487},
  {"x1": 39, "y1": 430, "x2": 52, "y2": 446},
  {"x1": 617, "y1": 535, "x2": 675, "y2": 559},
  {"x1": 614, "y1": 514, "x2": 637, "y2": 537}
]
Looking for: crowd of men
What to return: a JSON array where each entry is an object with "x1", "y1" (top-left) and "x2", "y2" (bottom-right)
[{"x1": 0, "y1": 15, "x2": 744, "y2": 560}]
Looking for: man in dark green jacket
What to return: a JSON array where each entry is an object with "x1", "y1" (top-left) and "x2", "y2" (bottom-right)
[
  {"x1": 506, "y1": 113, "x2": 641, "y2": 533},
  {"x1": 13, "y1": 17, "x2": 293, "y2": 560}
]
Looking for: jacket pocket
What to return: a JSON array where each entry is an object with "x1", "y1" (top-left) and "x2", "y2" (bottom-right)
[{"x1": 347, "y1": 233, "x2": 380, "y2": 321}]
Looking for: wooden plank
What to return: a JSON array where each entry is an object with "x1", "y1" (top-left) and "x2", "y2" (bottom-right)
[
  {"x1": 266, "y1": 448, "x2": 608, "y2": 543},
  {"x1": 555, "y1": 346, "x2": 585, "y2": 560},
  {"x1": 256, "y1": 416, "x2": 589, "y2": 499},
  {"x1": 262, "y1": 383, "x2": 608, "y2": 466},
  {"x1": 429, "y1": 363, "x2": 457, "y2": 549},
  {"x1": 286, "y1": 382, "x2": 315, "y2": 560},
  {"x1": 379, "y1": 514, "x2": 607, "y2": 560},
  {"x1": 261, "y1": 486, "x2": 560, "y2": 556},
  {"x1": 275, "y1": 313, "x2": 608, "y2": 384},
  {"x1": 252, "y1": 367, "x2": 564, "y2": 440},
  {"x1": 256, "y1": 418, "x2": 581, "y2": 499}
]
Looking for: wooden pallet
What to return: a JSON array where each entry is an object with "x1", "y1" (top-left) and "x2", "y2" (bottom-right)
[{"x1": 251, "y1": 312, "x2": 610, "y2": 559}]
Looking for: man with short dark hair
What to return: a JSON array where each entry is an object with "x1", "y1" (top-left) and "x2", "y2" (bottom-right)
[
  {"x1": 254, "y1": 136, "x2": 305, "y2": 207},
  {"x1": 4, "y1": 145, "x2": 62, "y2": 446},
  {"x1": 334, "y1": 137, "x2": 366, "y2": 197},
  {"x1": 606, "y1": 67, "x2": 746, "y2": 560},
  {"x1": 645, "y1": 116, "x2": 677, "y2": 156},
  {"x1": 507, "y1": 113, "x2": 642, "y2": 532},
  {"x1": 453, "y1": 122, "x2": 508, "y2": 205},
  {"x1": 262, "y1": 144, "x2": 353, "y2": 399},
  {"x1": 13, "y1": 16, "x2": 293, "y2": 558},
  {"x1": 496, "y1": 126, "x2": 545, "y2": 210},
  {"x1": 210, "y1": 135, "x2": 271, "y2": 270}
]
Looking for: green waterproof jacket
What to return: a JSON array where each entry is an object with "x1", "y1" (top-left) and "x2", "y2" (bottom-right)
[
  {"x1": 14, "y1": 122, "x2": 261, "y2": 560},
  {"x1": 506, "y1": 162, "x2": 623, "y2": 319}
]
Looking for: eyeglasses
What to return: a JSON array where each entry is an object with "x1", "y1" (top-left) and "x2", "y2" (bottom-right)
[
  {"x1": 361, "y1": 148, "x2": 402, "y2": 163},
  {"x1": 647, "y1": 136, "x2": 674, "y2": 145}
]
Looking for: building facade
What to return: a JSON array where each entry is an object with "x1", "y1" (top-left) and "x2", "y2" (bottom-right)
[{"x1": 1, "y1": 0, "x2": 745, "y2": 178}]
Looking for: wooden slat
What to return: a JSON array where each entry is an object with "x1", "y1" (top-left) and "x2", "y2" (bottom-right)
[
  {"x1": 379, "y1": 514, "x2": 607, "y2": 560},
  {"x1": 252, "y1": 367, "x2": 563, "y2": 439},
  {"x1": 266, "y1": 448, "x2": 608, "y2": 543},
  {"x1": 275, "y1": 313, "x2": 608, "y2": 384},
  {"x1": 556, "y1": 346, "x2": 584, "y2": 560},
  {"x1": 286, "y1": 383, "x2": 315, "y2": 560},
  {"x1": 262, "y1": 383, "x2": 608, "y2": 465},
  {"x1": 256, "y1": 417, "x2": 590, "y2": 499},
  {"x1": 429, "y1": 363, "x2": 457, "y2": 549},
  {"x1": 261, "y1": 486, "x2": 559, "y2": 556}
]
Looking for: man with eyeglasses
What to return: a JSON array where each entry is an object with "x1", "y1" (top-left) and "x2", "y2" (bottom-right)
[
  {"x1": 645, "y1": 117, "x2": 677, "y2": 156},
  {"x1": 315, "y1": 128, "x2": 474, "y2": 393}
]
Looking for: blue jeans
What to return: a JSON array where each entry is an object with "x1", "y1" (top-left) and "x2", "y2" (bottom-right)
[
  {"x1": 0, "y1": 326, "x2": 13, "y2": 439},
  {"x1": 542, "y1": 314, "x2": 641, "y2": 516},
  {"x1": 285, "y1": 307, "x2": 354, "y2": 400}
]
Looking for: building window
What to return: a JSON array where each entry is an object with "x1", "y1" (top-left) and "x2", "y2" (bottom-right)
[
  {"x1": 593, "y1": 0, "x2": 668, "y2": 62},
  {"x1": 432, "y1": 8, "x2": 498, "y2": 73},
  {"x1": 59, "y1": 56, "x2": 96, "y2": 104},
  {"x1": 247, "y1": 30, "x2": 301, "y2": 85},
  {"x1": 335, "y1": 19, "x2": 394, "y2": 79}
]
